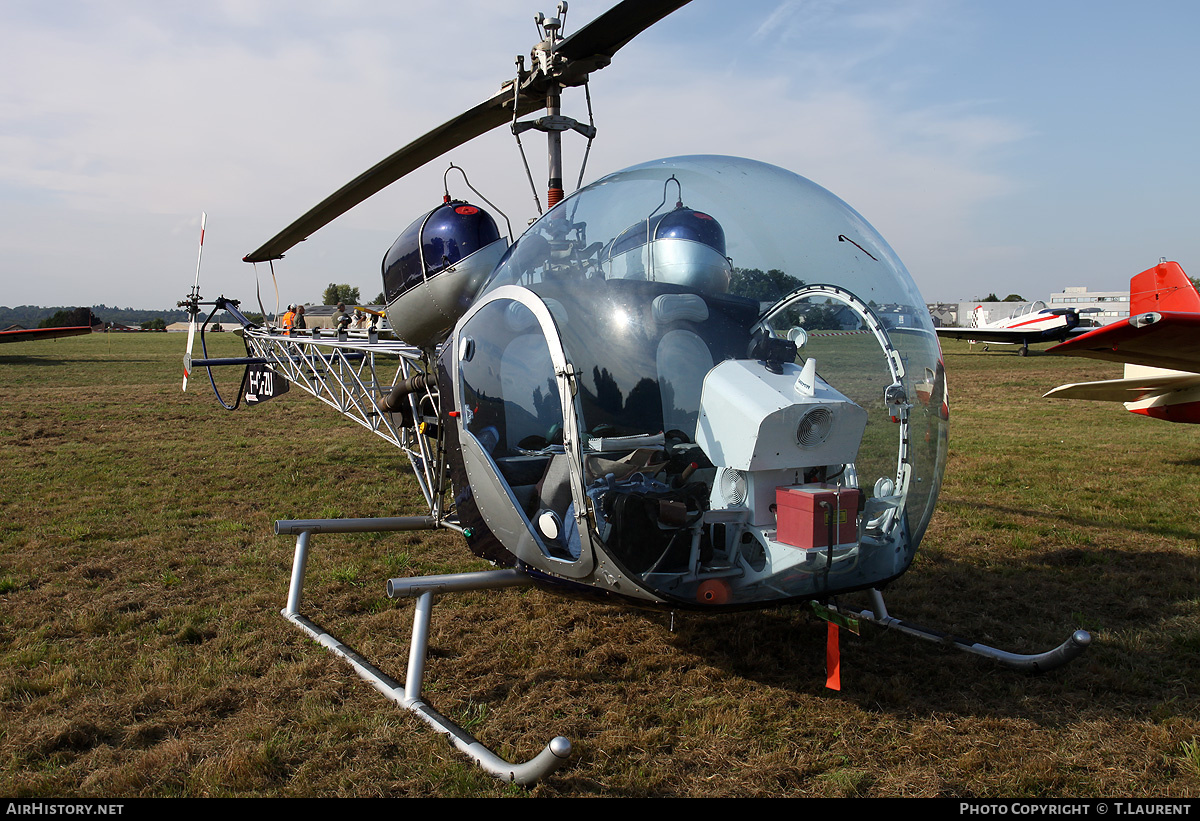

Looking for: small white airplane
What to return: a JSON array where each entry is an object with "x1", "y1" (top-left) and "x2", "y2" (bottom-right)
[
  {"x1": 1045, "y1": 260, "x2": 1200, "y2": 423},
  {"x1": 935, "y1": 301, "x2": 1101, "y2": 356}
]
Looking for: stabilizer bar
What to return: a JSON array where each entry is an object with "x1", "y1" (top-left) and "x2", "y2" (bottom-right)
[
  {"x1": 191, "y1": 356, "x2": 270, "y2": 367},
  {"x1": 193, "y1": 353, "x2": 366, "y2": 367}
]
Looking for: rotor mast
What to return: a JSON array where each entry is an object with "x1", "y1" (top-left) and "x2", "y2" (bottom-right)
[
  {"x1": 518, "y1": 4, "x2": 597, "y2": 209},
  {"x1": 545, "y1": 84, "x2": 565, "y2": 208}
]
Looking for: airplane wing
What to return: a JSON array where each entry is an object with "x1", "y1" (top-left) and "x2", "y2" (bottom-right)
[
  {"x1": 934, "y1": 324, "x2": 1092, "y2": 345},
  {"x1": 1044, "y1": 261, "x2": 1200, "y2": 423},
  {"x1": 1046, "y1": 311, "x2": 1200, "y2": 373},
  {"x1": 0, "y1": 326, "x2": 92, "y2": 344},
  {"x1": 1044, "y1": 370, "x2": 1200, "y2": 402}
]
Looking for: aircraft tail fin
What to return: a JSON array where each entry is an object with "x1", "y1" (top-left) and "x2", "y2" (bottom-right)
[{"x1": 1130, "y1": 260, "x2": 1200, "y2": 315}]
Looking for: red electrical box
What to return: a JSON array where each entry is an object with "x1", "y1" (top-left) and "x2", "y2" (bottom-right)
[{"x1": 775, "y1": 484, "x2": 861, "y2": 549}]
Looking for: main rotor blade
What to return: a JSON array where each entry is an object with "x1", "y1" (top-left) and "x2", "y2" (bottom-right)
[
  {"x1": 243, "y1": 88, "x2": 541, "y2": 263},
  {"x1": 554, "y1": 0, "x2": 692, "y2": 64},
  {"x1": 242, "y1": 0, "x2": 694, "y2": 265}
]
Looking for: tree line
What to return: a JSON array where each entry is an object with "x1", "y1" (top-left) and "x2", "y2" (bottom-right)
[
  {"x1": 1, "y1": 283, "x2": 381, "y2": 331},
  {"x1": 322, "y1": 283, "x2": 384, "y2": 306},
  {"x1": 0, "y1": 305, "x2": 189, "y2": 329}
]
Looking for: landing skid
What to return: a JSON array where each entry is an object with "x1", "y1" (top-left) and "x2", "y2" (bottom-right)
[
  {"x1": 832, "y1": 589, "x2": 1092, "y2": 674},
  {"x1": 277, "y1": 516, "x2": 571, "y2": 786},
  {"x1": 277, "y1": 518, "x2": 1091, "y2": 788}
]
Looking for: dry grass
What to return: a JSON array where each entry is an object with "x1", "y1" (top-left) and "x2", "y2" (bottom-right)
[{"x1": 1, "y1": 332, "x2": 1198, "y2": 797}]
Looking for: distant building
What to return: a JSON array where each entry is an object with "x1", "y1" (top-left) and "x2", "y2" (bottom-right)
[
  {"x1": 927, "y1": 303, "x2": 959, "y2": 328},
  {"x1": 874, "y1": 302, "x2": 928, "y2": 330},
  {"x1": 166, "y1": 321, "x2": 226, "y2": 332},
  {"x1": 1048, "y1": 285, "x2": 1129, "y2": 325}
]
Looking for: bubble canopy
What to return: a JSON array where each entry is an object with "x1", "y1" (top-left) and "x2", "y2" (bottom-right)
[{"x1": 452, "y1": 155, "x2": 947, "y2": 608}]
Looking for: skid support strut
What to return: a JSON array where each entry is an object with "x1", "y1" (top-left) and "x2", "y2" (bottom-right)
[
  {"x1": 277, "y1": 517, "x2": 572, "y2": 786},
  {"x1": 834, "y1": 588, "x2": 1092, "y2": 674}
]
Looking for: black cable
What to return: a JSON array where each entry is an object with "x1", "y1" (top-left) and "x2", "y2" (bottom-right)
[{"x1": 199, "y1": 305, "x2": 248, "y2": 411}]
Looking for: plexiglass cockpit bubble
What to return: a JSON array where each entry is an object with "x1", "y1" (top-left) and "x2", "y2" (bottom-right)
[{"x1": 451, "y1": 155, "x2": 948, "y2": 608}]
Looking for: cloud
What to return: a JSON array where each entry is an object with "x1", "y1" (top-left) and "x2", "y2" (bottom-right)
[
  {"x1": 5, "y1": 0, "x2": 1187, "y2": 308},
  {"x1": 587, "y1": 2, "x2": 1030, "y2": 296}
]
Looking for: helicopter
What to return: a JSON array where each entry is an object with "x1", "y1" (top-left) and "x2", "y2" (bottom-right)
[{"x1": 180, "y1": 0, "x2": 1091, "y2": 786}]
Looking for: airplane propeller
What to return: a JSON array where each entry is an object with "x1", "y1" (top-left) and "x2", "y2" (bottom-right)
[{"x1": 243, "y1": 0, "x2": 692, "y2": 264}]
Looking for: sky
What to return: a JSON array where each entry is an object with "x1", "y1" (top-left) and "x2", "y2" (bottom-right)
[{"x1": 1, "y1": 0, "x2": 1197, "y2": 311}]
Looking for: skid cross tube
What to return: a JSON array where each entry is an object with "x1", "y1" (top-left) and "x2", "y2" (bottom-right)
[
  {"x1": 833, "y1": 589, "x2": 1092, "y2": 674},
  {"x1": 277, "y1": 516, "x2": 572, "y2": 785}
]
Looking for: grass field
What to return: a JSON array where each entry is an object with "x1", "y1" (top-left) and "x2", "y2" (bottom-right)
[{"x1": 1, "y1": 331, "x2": 1198, "y2": 797}]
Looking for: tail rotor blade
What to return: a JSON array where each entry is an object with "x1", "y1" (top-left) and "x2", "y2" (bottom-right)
[
  {"x1": 182, "y1": 212, "x2": 206, "y2": 391},
  {"x1": 182, "y1": 316, "x2": 196, "y2": 391}
]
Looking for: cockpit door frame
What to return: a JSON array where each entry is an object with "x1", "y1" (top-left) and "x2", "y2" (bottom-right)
[{"x1": 453, "y1": 285, "x2": 597, "y2": 579}]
